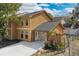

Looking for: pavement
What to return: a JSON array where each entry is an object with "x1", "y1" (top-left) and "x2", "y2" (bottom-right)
[{"x1": 0, "y1": 41, "x2": 44, "y2": 56}]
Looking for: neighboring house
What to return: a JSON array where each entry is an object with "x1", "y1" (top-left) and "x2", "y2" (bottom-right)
[
  {"x1": 6, "y1": 10, "x2": 64, "y2": 42},
  {"x1": 64, "y1": 28, "x2": 79, "y2": 40}
]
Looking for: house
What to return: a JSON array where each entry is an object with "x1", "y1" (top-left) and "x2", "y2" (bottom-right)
[
  {"x1": 64, "y1": 28, "x2": 79, "y2": 41},
  {"x1": 6, "y1": 10, "x2": 65, "y2": 42}
]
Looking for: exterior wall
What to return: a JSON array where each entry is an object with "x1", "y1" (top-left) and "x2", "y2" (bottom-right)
[
  {"x1": 7, "y1": 11, "x2": 52, "y2": 41},
  {"x1": 30, "y1": 13, "x2": 50, "y2": 30},
  {"x1": 53, "y1": 24, "x2": 65, "y2": 41},
  {"x1": 53, "y1": 24, "x2": 64, "y2": 34},
  {"x1": 48, "y1": 24, "x2": 64, "y2": 42},
  {"x1": 11, "y1": 22, "x2": 18, "y2": 39},
  {"x1": 34, "y1": 31, "x2": 48, "y2": 41},
  {"x1": 7, "y1": 22, "x2": 17, "y2": 40},
  {"x1": 17, "y1": 16, "x2": 30, "y2": 28},
  {"x1": 16, "y1": 29, "x2": 32, "y2": 41}
]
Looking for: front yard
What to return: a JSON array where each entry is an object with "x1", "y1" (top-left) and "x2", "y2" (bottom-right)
[
  {"x1": 32, "y1": 49, "x2": 64, "y2": 56},
  {"x1": 32, "y1": 39, "x2": 79, "y2": 56}
]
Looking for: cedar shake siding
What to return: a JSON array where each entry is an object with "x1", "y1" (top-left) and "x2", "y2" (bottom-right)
[
  {"x1": 11, "y1": 22, "x2": 18, "y2": 39},
  {"x1": 30, "y1": 13, "x2": 50, "y2": 30},
  {"x1": 35, "y1": 21, "x2": 65, "y2": 42},
  {"x1": 48, "y1": 23, "x2": 64, "y2": 42},
  {"x1": 6, "y1": 10, "x2": 64, "y2": 42}
]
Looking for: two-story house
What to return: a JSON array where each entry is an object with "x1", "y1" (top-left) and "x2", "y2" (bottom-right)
[{"x1": 6, "y1": 10, "x2": 65, "y2": 42}]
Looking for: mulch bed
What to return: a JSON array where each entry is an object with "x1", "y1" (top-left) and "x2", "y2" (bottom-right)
[
  {"x1": 0, "y1": 39, "x2": 21, "y2": 48},
  {"x1": 32, "y1": 48, "x2": 65, "y2": 56}
]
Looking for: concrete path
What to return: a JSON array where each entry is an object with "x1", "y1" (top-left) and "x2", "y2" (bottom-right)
[{"x1": 0, "y1": 41, "x2": 44, "y2": 56}]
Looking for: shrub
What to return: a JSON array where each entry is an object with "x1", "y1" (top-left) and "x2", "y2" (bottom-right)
[
  {"x1": 44, "y1": 41, "x2": 58, "y2": 50},
  {"x1": 58, "y1": 42, "x2": 64, "y2": 50},
  {"x1": 44, "y1": 41, "x2": 51, "y2": 49}
]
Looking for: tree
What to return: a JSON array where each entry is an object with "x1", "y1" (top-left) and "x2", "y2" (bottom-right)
[
  {"x1": 0, "y1": 3, "x2": 22, "y2": 41},
  {"x1": 66, "y1": 5, "x2": 78, "y2": 27},
  {"x1": 67, "y1": 17, "x2": 77, "y2": 25}
]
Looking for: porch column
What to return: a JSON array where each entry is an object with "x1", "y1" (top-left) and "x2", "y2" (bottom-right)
[
  {"x1": 44, "y1": 32, "x2": 48, "y2": 42},
  {"x1": 28, "y1": 31, "x2": 32, "y2": 41},
  {"x1": 31, "y1": 30, "x2": 35, "y2": 41}
]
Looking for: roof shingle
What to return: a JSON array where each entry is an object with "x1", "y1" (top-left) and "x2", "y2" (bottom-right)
[{"x1": 35, "y1": 21, "x2": 58, "y2": 31}]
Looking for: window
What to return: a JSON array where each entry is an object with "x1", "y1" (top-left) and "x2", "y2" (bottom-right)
[
  {"x1": 21, "y1": 31, "x2": 23, "y2": 38},
  {"x1": 25, "y1": 31, "x2": 28, "y2": 39},
  {"x1": 25, "y1": 19, "x2": 28, "y2": 26},
  {"x1": 21, "y1": 20, "x2": 23, "y2": 26},
  {"x1": 21, "y1": 19, "x2": 28, "y2": 26},
  {"x1": 25, "y1": 35, "x2": 28, "y2": 39},
  {"x1": 21, "y1": 34, "x2": 23, "y2": 38}
]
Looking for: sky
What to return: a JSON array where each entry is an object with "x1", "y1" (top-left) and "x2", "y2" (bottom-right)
[{"x1": 18, "y1": 3, "x2": 77, "y2": 17}]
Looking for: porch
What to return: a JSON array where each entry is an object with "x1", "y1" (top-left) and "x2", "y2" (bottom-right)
[{"x1": 34, "y1": 31, "x2": 48, "y2": 42}]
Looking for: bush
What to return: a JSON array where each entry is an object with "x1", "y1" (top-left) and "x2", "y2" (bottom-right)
[
  {"x1": 44, "y1": 41, "x2": 58, "y2": 50},
  {"x1": 44, "y1": 41, "x2": 51, "y2": 49},
  {"x1": 58, "y1": 42, "x2": 64, "y2": 50}
]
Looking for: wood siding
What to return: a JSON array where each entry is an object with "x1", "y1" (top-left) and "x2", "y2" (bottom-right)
[
  {"x1": 7, "y1": 11, "x2": 54, "y2": 41},
  {"x1": 48, "y1": 23, "x2": 65, "y2": 42},
  {"x1": 30, "y1": 13, "x2": 50, "y2": 30}
]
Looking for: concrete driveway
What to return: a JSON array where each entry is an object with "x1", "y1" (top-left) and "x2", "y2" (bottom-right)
[{"x1": 0, "y1": 41, "x2": 44, "y2": 56}]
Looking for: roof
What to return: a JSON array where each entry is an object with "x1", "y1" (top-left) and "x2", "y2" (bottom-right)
[
  {"x1": 17, "y1": 10, "x2": 52, "y2": 20},
  {"x1": 17, "y1": 10, "x2": 43, "y2": 16},
  {"x1": 27, "y1": 10, "x2": 43, "y2": 16},
  {"x1": 64, "y1": 28, "x2": 79, "y2": 36},
  {"x1": 35, "y1": 21, "x2": 59, "y2": 31}
]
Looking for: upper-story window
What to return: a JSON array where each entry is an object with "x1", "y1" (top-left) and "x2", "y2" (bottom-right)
[
  {"x1": 25, "y1": 19, "x2": 28, "y2": 26},
  {"x1": 20, "y1": 18, "x2": 28, "y2": 26},
  {"x1": 21, "y1": 20, "x2": 24, "y2": 26}
]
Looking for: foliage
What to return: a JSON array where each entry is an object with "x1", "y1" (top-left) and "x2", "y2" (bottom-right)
[
  {"x1": 0, "y1": 3, "x2": 22, "y2": 40},
  {"x1": 44, "y1": 40, "x2": 65, "y2": 50},
  {"x1": 58, "y1": 42, "x2": 64, "y2": 50},
  {"x1": 67, "y1": 16, "x2": 77, "y2": 27},
  {"x1": 69, "y1": 17, "x2": 77, "y2": 25},
  {"x1": 44, "y1": 41, "x2": 58, "y2": 50}
]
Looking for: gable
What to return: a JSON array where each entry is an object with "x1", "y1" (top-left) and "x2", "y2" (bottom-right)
[
  {"x1": 53, "y1": 23, "x2": 64, "y2": 34},
  {"x1": 30, "y1": 10, "x2": 53, "y2": 21},
  {"x1": 30, "y1": 13, "x2": 49, "y2": 30}
]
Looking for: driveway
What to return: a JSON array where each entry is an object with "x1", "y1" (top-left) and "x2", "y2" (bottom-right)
[{"x1": 0, "y1": 41, "x2": 44, "y2": 56}]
